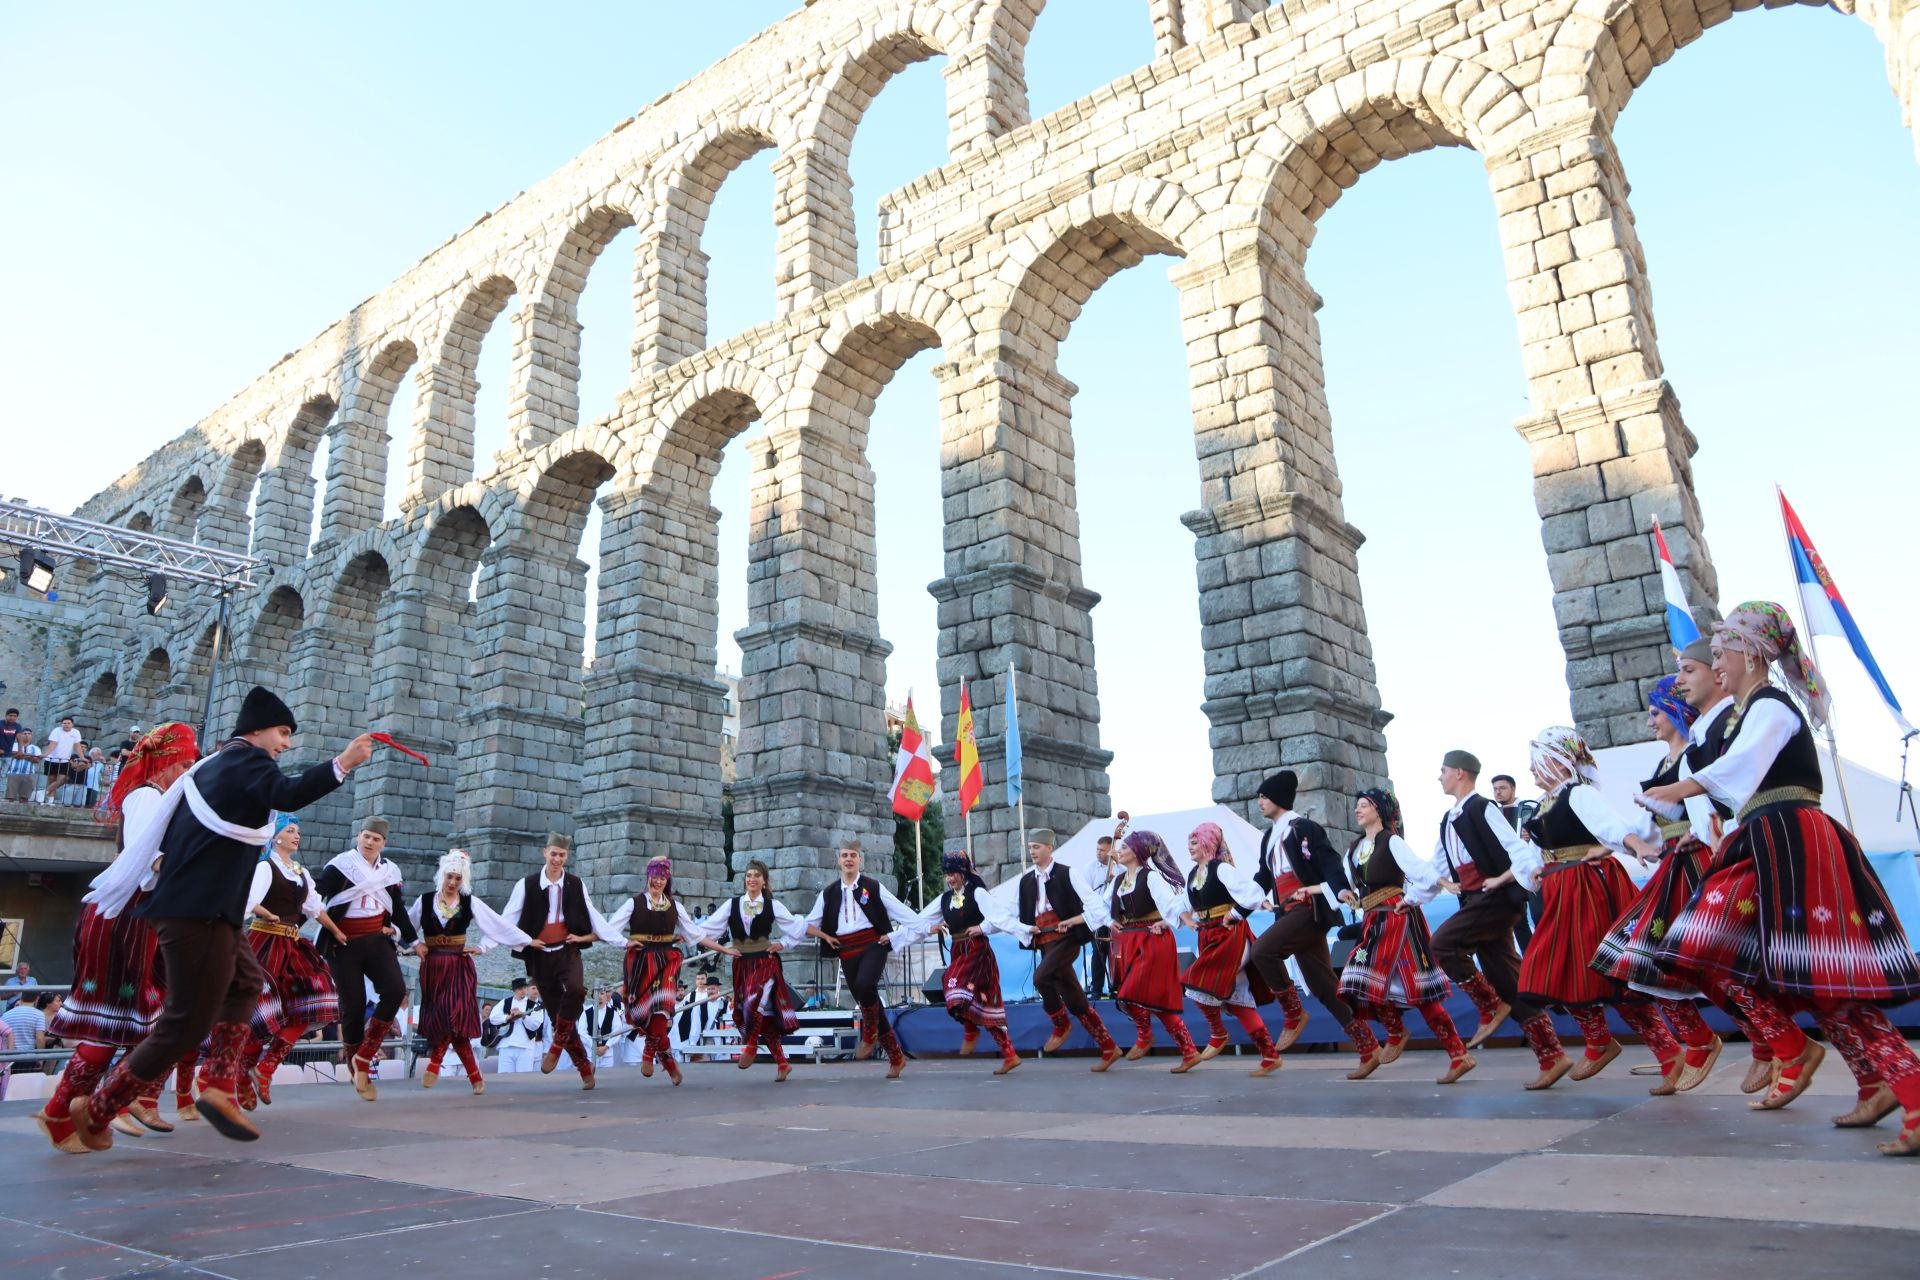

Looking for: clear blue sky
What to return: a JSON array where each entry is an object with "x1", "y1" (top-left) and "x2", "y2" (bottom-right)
[{"x1": 5, "y1": 2, "x2": 1917, "y2": 841}]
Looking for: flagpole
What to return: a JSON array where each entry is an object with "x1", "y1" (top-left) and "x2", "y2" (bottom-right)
[
  {"x1": 1012, "y1": 657, "x2": 1028, "y2": 871},
  {"x1": 913, "y1": 819, "x2": 923, "y2": 910},
  {"x1": 1776, "y1": 487, "x2": 1858, "y2": 831}
]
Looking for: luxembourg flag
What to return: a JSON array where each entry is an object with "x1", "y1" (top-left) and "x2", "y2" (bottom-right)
[
  {"x1": 1651, "y1": 516, "x2": 1701, "y2": 650},
  {"x1": 1779, "y1": 489, "x2": 1914, "y2": 737}
]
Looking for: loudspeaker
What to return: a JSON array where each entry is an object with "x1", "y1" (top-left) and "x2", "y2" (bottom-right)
[{"x1": 922, "y1": 967, "x2": 946, "y2": 1004}]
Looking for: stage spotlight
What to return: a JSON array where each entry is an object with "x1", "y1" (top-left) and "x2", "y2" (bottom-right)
[
  {"x1": 19, "y1": 550, "x2": 54, "y2": 595},
  {"x1": 145, "y1": 574, "x2": 169, "y2": 615}
]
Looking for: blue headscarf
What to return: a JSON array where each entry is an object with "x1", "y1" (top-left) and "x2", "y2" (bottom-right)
[
  {"x1": 260, "y1": 811, "x2": 300, "y2": 859},
  {"x1": 1648, "y1": 675, "x2": 1698, "y2": 738}
]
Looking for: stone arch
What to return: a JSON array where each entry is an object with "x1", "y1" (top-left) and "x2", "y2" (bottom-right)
[
  {"x1": 125, "y1": 511, "x2": 154, "y2": 533},
  {"x1": 417, "y1": 273, "x2": 523, "y2": 498},
  {"x1": 406, "y1": 503, "x2": 493, "y2": 595},
  {"x1": 509, "y1": 448, "x2": 619, "y2": 556},
  {"x1": 243, "y1": 586, "x2": 306, "y2": 666},
  {"x1": 251, "y1": 395, "x2": 338, "y2": 567},
  {"x1": 128, "y1": 646, "x2": 172, "y2": 713},
  {"x1": 165, "y1": 474, "x2": 207, "y2": 540},
  {"x1": 198, "y1": 439, "x2": 267, "y2": 553},
  {"x1": 327, "y1": 337, "x2": 421, "y2": 530},
  {"x1": 640, "y1": 116, "x2": 785, "y2": 367},
  {"x1": 964, "y1": 0, "x2": 1048, "y2": 142},
  {"x1": 80, "y1": 670, "x2": 119, "y2": 740},
  {"x1": 787, "y1": 283, "x2": 972, "y2": 449},
  {"x1": 649, "y1": 362, "x2": 778, "y2": 494},
  {"x1": 524, "y1": 203, "x2": 647, "y2": 447}
]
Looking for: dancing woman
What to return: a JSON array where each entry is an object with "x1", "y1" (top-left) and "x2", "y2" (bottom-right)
[
  {"x1": 1107, "y1": 831, "x2": 1201, "y2": 1072},
  {"x1": 898, "y1": 852, "x2": 1031, "y2": 1075},
  {"x1": 37, "y1": 723, "x2": 199, "y2": 1152},
  {"x1": 1339, "y1": 789, "x2": 1475, "y2": 1084},
  {"x1": 242, "y1": 814, "x2": 346, "y2": 1105},
  {"x1": 408, "y1": 850, "x2": 533, "y2": 1094},
  {"x1": 702, "y1": 859, "x2": 807, "y2": 1082},
  {"x1": 1646, "y1": 603, "x2": 1920, "y2": 1154},
  {"x1": 1178, "y1": 823, "x2": 1285, "y2": 1077},
  {"x1": 607, "y1": 856, "x2": 714, "y2": 1084}
]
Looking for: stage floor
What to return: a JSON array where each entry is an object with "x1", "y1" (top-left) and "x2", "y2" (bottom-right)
[{"x1": 1, "y1": 1045, "x2": 1915, "y2": 1279}]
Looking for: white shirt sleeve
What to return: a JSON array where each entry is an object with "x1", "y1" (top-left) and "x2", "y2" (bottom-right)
[
  {"x1": 1482, "y1": 801, "x2": 1543, "y2": 892},
  {"x1": 1070, "y1": 864, "x2": 1112, "y2": 929},
  {"x1": 878, "y1": 884, "x2": 919, "y2": 947},
  {"x1": 1567, "y1": 784, "x2": 1652, "y2": 853},
  {"x1": 1385, "y1": 835, "x2": 1440, "y2": 904},
  {"x1": 1693, "y1": 698, "x2": 1802, "y2": 815},
  {"x1": 976, "y1": 884, "x2": 1032, "y2": 941},
  {"x1": 1145, "y1": 872, "x2": 1188, "y2": 920},
  {"x1": 488, "y1": 1000, "x2": 512, "y2": 1028},
  {"x1": 406, "y1": 893, "x2": 424, "y2": 935},
  {"x1": 245, "y1": 862, "x2": 273, "y2": 916},
  {"x1": 1213, "y1": 859, "x2": 1265, "y2": 913},
  {"x1": 499, "y1": 879, "x2": 526, "y2": 925},
  {"x1": 674, "y1": 902, "x2": 702, "y2": 946},
  {"x1": 586, "y1": 893, "x2": 625, "y2": 945},
  {"x1": 467, "y1": 893, "x2": 534, "y2": 953},
  {"x1": 771, "y1": 899, "x2": 808, "y2": 948},
  {"x1": 604, "y1": 898, "x2": 635, "y2": 937},
  {"x1": 802, "y1": 892, "x2": 827, "y2": 930},
  {"x1": 692, "y1": 900, "x2": 732, "y2": 943},
  {"x1": 890, "y1": 896, "x2": 945, "y2": 950}
]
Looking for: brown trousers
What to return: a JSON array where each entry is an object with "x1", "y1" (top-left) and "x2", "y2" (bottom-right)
[
  {"x1": 1430, "y1": 891, "x2": 1544, "y2": 1024},
  {"x1": 1249, "y1": 906, "x2": 1356, "y2": 1025},
  {"x1": 526, "y1": 945, "x2": 587, "y2": 1040},
  {"x1": 1033, "y1": 937, "x2": 1093, "y2": 1018},
  {"x1": 125, "y1": 919, "x2": 266, "y2": 1079}
]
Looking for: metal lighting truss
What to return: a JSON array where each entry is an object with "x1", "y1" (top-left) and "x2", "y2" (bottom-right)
[{"x1": 0, "y1": 498, "x2": 267, "y2": 589}]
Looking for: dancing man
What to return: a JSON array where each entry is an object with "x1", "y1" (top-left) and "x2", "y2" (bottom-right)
[
  {"x1": 804, "y1": 839, "x2": 919, "y2": 1078},
  {"x1": 37, "y1": 723, "x2": 199, "y2": 1152},
  {"x1": 1647, "y1": 603, "x2": 1920, "y2": 1154},
  {"x1": 1248, "y1": 770, "x2": 1383, "y2": 1076},
  {"x1": 1012, "y1": 829, "x2": 1120, "y2": 1071},
  {"x1": 69, "y1": 687, "x2": 371, "y2": 1149},
  {"x1": 1338, "y1": 788, "x2": 1475, "y2": 1084},
  {"x1": 1428, "y1": 749, "x2": 1572, "y2": 1091},
  {"x1": 1106, "y1": 831, "x2": 1201, "y2": 1072},
  {"x1": 243, "y1": 814, "x2": 345, "y2": 1105},
  {"x1": 314, "y1": 816, "x2": 416, "y2": 1101},
  {"x1": 899, "y1": 851, "x2": 1031, "y2": 1075},
  {"x1": 499, "y1": 833, "x2": 617, "y2": 1090},
  {"x1": 410, "y1": 850, "x2": 532, "y2": 1094},
  {"x1": 1179, "y1": 823, "x2": 1284, "y2": 1077}
]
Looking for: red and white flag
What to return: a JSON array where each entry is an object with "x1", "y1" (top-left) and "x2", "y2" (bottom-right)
[{"x1": 890, "y1": 695, "x2": 938, "y2": 821}]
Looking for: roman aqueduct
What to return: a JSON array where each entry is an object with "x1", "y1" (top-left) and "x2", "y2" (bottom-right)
[{"x1": 55, "y1": 0, "x2": 1920, "y2": 897}]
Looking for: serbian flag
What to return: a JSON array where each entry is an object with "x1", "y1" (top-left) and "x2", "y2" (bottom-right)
[
  {"x1": 1651, "y1": 516, "x2": 1700, "y2": 650},
  {"x1": 1780, "y1": 489, "x2": 1913, "y2": 736},
  {"x1": 889, "y1": 696, "x2": 938, "y2": 821},
  {"x1": 955, "y1": 679, "x2": 983, "y2": 817}
]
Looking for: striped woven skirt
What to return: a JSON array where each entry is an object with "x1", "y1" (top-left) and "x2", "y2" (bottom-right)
[
  {"x1": 1591, "y1": 836, "x2": 1711, "y2": 994},
  {"x1": 48, "y1": 900, "x2": 162, "y2": 1047},
  {"x1": 1651, "y1": 804, "x2": 1920, "y2": 1004},
  {"x1": 1518, "y1": 859, "x2": 1640, "y2": 1008},
  {"x1": 731, "y1": 952, "x2": 799, "y2": 1043},
  {"x1": 1181, "y1": 919, "x2": 1271, "y2": 1008},
  {"x1": 248, "y1": 925, "x2": 341, "y2": 1036},
  {"x1": 1111, "y1": 925, "x2": 1184, "y2": 1015},
  {"x1": 418, "y1": 947, "x2": 480, "y2": 1042},
  {"x1": 623, "y1": 943, "x2": 683, "y2": 1029},
  {"x1": 943, "y1": 935, "x2": 1008, "y2": 1027},
  {"x1": 1339, "y1": 900, "x2": 1451, "y2": 1009}
]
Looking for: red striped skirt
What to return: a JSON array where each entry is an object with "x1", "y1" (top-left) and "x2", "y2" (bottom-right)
[
  {"x1": 1591, "y1": 837, "x2": 1711, "y2": 992},
  {"x1": 418, "y1": 947, "x2": 479, "y2": 1042},
  {"x1": 48, "y1": 900, "x2": 162, "y2": 1047},
  {"x1": 732, "y1": 952, "x2": 799, "y2": 1042},
  {"x1": 1339, "y1": 901, "x2": 1451, "y2": 1009},
  {"x1": 1111, "y1": 925, "x2": 1184, "y2": 1014},
  {"x1": 623, "y1": 943, "x2": 683, "y2": 1028},
  {"x1": 1519, "y1": 858, "x2": 1641, "y2": 1008},
  {"x1": 943, "y1": 936, "x2": 1007, "y2": 1027},
  {"x1": 1651, "y1": 805, "x2": 1920, "y2": 1004},
  {"x1": 248, "y1": 925, "x2": 340, "y2": 1035},
  {"x1": 1181, "y1": 919, "x2": 1271, "y2": 1008}
]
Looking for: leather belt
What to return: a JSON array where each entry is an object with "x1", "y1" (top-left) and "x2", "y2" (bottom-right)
[
  {"x1": 627, "y1": 932, "x2": 676, "y2": 944},
  {"x1": 1358, "y1": 885, "x2": 1402, "y2": 911},
  {"x1": 1738, "y1": 785, "x2": 1821, "y2": 824},
  {"x1": 1542, "y1": 843, "x2": 1606, "y2": 865},
  {"x1": 1113, "y1": 912, "x2": 1164, "y2": 931},
  {"x1": 732, "y1": 938, "x2": 775, "y2": 954},
  {"x1": 247, "y1": 920, "x2": 301, "y2": 939},
  {"x1": 1194, "y1": 903, "x2": 1236, "y2": 922},
  {"x1": 425, "y1": 935, "x2": 468, "y2": 949}
]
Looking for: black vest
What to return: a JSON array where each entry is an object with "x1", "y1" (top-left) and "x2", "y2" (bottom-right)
[
  {"x1": 626, "y1": 896, "x2": 679, "y2": 940},
  {"x1": 1686, "y1": 701, "x2": 1739, "y2": 820},
  {"x1": 726, "y1": 895, "x2": 777, "y2": 942},
  {"x1": 1642, "y1": 752, "x2": 1684, "y2": 792},
  {"x1": 1731, "y1": 687, "x2": 1823, "y2": 799},
  {"x1": 819, "y1": 876, "x2": 892, "y2": 937},
  {"x1": 1017, "y1": 863, "x2": 1084, "y2": 924},
  {"x1": 514, "y1": 873, "x2": 593, "y2": 939},
  {"x1": 1524, "y1": 785, "x2": 1602, "y2": 852},
  {"x1": 1109, "y1": 870, "x2": 1160, "y2": 925},
  {"x1": 417, "y1": 893, "x2": 474, "y2": 939},
  {"x1": 260, "y1": 860, "x2": 309, "y2": 924},
  {"x1": 1347, "y1": 832, "x2": 1404, "y2": 894},
  {"x1": 1185, "y1": 862, "x2": 1238, "y2": 914},
  {"x1": 941, "y1": 884, "x2": 986, "y2": 933},
  {"x1": 1442, "y1": 795, "x2": 1529, "y2": 908}
]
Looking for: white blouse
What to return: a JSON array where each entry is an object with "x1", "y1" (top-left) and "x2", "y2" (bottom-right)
[
  {"x1": 696, "y1": 894, "x2": 808, "y2": 948},
  {"x1": 245, "y1": 856, "x2": 325, "y2": 920}
]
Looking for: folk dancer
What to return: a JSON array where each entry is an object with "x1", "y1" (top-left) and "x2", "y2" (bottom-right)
[
  {"x1": 898, "y1": 852, "x2": 1031, "y2": 1075},
  {"x1": 69, "y1": 687, "x2": 371, "y2": 1149},
  {"x1": 1515, "y1": 727, "x2": 1687, "y2": 1089},
  {"x1": 699, "y1": 860, "x2": 807, "y2": 1081},
  {"x1": 1013, "y1": 829, "x2": 1121, "y2": 1071},
  {"x1": 1339, "y1": 789, "x2": 1476, "y2": 1084},
  {"x1": 242, "y1": 814, "x2": 346, "y2": 1105},
  {"x1": 1647, "y1": 603, "x2": 1920, "y2": 1155},
  {"x1": 1179, "y1": 823, "x2": 1283, "y2": 1077},
  {"x1": 1247, "y1": 770, "x2": 1384, "y2": 1076},
  {"x1": 488, "y1": 978, "x2": 546, "y2": 1074},
  {"x1": 1429, "y1": 749, "x2": 1572, "y2": 1090},
  {"x1": 609, "y1": 856, "x2": 719, "y2": 1084},
  {"x1": 1589, "y1": 670, "x2": 1729, "y2": 1093},
  {"x1": 499, "y1": 833, "x2": 617, "y2": 1089},
  {"x1": 37, "y1": 723, "x2": 199, "y2": 1152},
  {"x1": 804, "y1": 839, "x2": 919, "y2": 1078},
  {"x1": 314, "y1": 816, "x2": 416, "y2": 1101},
  {"x1": 1107, "y1": 831, "x2": 1201, "y2": 1072},
  {"x1": 409, "y1": 850, "x2": 533, "y2": 1094}
]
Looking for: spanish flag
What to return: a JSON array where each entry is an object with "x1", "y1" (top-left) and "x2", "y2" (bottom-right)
[{"x1": 956, "y1": 678, "x2": 983, "y2": 817}]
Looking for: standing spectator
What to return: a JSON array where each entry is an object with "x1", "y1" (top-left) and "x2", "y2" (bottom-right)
[
  {"x1": 118, "y1": 726, "x2": 141, "y2": 756},
  {"x1": 2, "y1": 960, "x2": 37, "y2": 1008},
  {"x1": 0, "y1": 709, "x2": 20, "y2": 757},
  {"x1": 43, "y1": 716, "x2": 82, "y2": 783},
  {"x1": 6, "y1": 731, "x2": 41, "y2": 802},
  {"x1": 2, "y1": 992, "x2": 53, "y2": 1068}
]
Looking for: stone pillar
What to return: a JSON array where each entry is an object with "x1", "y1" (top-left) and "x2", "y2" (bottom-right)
[
  {"x1": 249, "y1": 465, "x2": 315, "y2": 571},
  {"x1": 1490, "y1": 112, "x2": 1719, "y2": 747},
  {"x1": 773, "y1": 150, "x2": 856, "y2": 314},
  {"x1": 313, "y1": 420, "x2": 387, "y2": 556},
  {"x1": 508, "y1": 301, "x2": 580, "y2": 454},
  {"x1": 195, "y1": 502, "x2": 251, "y2": 555},
  {"x1": 634, "y1": 231, "x2": 707, "y2": 373},
  {"x1": 1170, "y1": 236, "x2": 1389, "y2": 833},
  {"x1": 576, "y1": 486, "x2": 731, "y2": 903},
  {"x1": 944, "y1": 40, "x2": 1026, "y2": 156},
  {"x1": 413, "y1": 364, "x2": 481, "y2": 503},
  {"x1": 928, "y1": 354, "x2": 1111, "y2": 882},
  {"x1": 729, "y1": 428, "x2": 895, "y2": 896},
  {"x1": 358, "y1": 586, "x2": 468, "y2": 856},
  {"x1": 453, "y1": 543, "x2": 590, "y2": 894}
]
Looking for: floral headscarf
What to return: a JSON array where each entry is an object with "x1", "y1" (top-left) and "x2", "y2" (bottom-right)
[
  {"x1": 1120, "y1": 830, "x2": 1183, "y2": 887},
  {"x1": 1713, "y1": 600, "x2": 1830, "y2": 729},
  {"x1": 1529, "y1": 725, "x2": 1598, "y2": 786},
  {"x1": 1647, "y1": 674, "x2": 1699, "y2": 739},
  {"x1": 1356, "y1": 787, "x2": 1401, "y2": 834},
  {"x1": 101, "y1": 721, "x2": 199, "y2": 820}
]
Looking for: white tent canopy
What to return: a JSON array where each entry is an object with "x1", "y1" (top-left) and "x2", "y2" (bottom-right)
[{"x1": 986, "y1": 804, "x2": 1267, "y2": 906}]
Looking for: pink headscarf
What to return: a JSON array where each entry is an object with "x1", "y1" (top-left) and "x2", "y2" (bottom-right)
[{"x1": 1190, "y1": 822, "x2": 1227, "y2": 863}]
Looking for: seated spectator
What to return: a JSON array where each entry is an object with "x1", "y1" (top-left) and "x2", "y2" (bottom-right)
[
  {"x1": 1, "y1": 961, "x2": 36, "y2": 1009},
  {"x1": 84, "y1": 749, "x2": 106, "y2": 808},
  {"x1": 5, "y1": 731, "x2": 40, "y2": 803}
]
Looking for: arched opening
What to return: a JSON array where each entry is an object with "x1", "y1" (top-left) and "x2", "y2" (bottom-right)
[
  {"x1": 300, "y1": 551, "x2": 391, "y2": 849},
  {"x1": 353, "y1": 338, "x2": 420, "y2": 526},
  {"x1": 434, "y1": 276, "x2": 519, "y2": 495},
  {"x1": 558, "y1": 207, "x2": 642, "y2": 432},
  {"x1": 167, "y1": 476, "x2": 207, "y2": 541},
  {"x1": 206, "y1": 440, "x2": 266, "y2": 553},
  {"x1": 828, "y1": 34, "x2": 952, "y2": 278},
  {"x1": 81, "y1": 672, "x2": 118, "y2": 743},
  {"x1": 665, "y1": 129, "x2": 779, "y2": 359},
  {"x1": 1021, "y1": 0, "x2": 1156, "y2": 121},
  {"x1": 130, "y1": 648, "x2": 171, "y2": 721}
]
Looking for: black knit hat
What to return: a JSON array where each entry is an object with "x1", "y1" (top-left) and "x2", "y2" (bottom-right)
[
  {"x1": 233, "y1": 686, "x2": 296, "y2": 737},
  {"x1": 1258, "y1": 770, "x2": 1298, "y2": 808}
]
